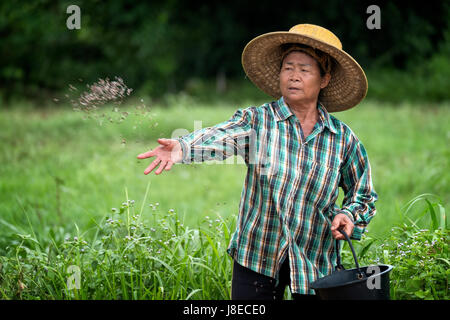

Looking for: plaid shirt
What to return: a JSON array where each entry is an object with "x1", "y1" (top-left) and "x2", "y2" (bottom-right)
[{"x1": 176, "y1": 97, "x2": 378, "y2": 294}]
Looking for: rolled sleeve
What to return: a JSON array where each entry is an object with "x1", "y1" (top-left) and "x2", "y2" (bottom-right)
[{"x1": 176, "y1": 138, "x2": 191, "y2": 164}]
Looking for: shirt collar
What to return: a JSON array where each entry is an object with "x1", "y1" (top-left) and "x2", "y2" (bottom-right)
[
  {"x1": 317, "y1": 101, "x2": 338, "y2": 134},
  {"x1": 274, "y1": 97, "x2": 337, "y2": 134}
]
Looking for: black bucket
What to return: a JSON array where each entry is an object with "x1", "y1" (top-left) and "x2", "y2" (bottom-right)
[{"x1": 310, "y1": 229, "x2": 393, "y2": 300}]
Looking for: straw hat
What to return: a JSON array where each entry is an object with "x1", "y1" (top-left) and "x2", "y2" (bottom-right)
[{"x1": 242, "y1": 24, "x2": 368, "y2": 112}]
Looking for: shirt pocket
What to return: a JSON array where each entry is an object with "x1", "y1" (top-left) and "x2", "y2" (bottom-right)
[{"x1": 304, "y1": 160, "x2": 341, "y2": 211}]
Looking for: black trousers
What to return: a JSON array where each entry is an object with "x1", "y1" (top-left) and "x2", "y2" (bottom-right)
[{"x1": 231, "y1": 257, "x2": 319, "y2": 300}]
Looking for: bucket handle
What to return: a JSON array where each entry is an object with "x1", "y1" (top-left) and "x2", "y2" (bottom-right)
[{"x1": 336, "y1": 229, "x2": 365, "y2": 280}]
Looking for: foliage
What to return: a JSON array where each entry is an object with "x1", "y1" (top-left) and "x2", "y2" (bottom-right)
[
  {"x1": 1, "y1": 191, "x2": 447, "y2": 299},
  {"x1": 366, "y1": 26, "x2": 450, "y2": 103},
  {"x1": 0, "y1": 1, "x2": 449, "y2": 104},
  {"x1": 0, "y1": 186, "x2": 235, "y2": 299},
  {"x1": 341, "y1": 194, "x2": 449, "y2": 300},
  {"x1": 379, "y1": 226, "x2": 448, "y2": 300}
]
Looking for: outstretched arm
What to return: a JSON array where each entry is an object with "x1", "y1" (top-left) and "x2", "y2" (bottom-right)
[{"x1": 137, "y1": 107, "x2": 255, "y2": 175}]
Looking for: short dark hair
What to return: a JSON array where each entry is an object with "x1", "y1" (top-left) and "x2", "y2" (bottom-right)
[{"x1": 280, "y1": 43, "x2": 333, "y2": 77}]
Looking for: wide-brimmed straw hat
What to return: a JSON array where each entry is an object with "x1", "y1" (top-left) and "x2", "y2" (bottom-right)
[{"x1": 242, "y1": 24, "x2": 368, "y2": 112}]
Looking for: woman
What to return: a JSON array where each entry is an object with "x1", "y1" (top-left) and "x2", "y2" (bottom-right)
[{"x1": 137, "y1": 24, "x2": 378, "y2": 300}]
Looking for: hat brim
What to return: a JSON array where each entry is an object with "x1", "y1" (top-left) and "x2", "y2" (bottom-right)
[{"x1": 242, "y1": 31, "x2": 368, "y2": 112}]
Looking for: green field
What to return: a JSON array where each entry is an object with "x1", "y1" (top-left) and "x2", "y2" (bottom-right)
[{"x1": 0, "y1": 98, "x2": 448, "y2": 299}]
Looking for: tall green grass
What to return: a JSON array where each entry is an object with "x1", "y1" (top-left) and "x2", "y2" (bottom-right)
[
  {"x1": 342, "y1": 193, "x2": 449, "y2": 300},
  {"x1": 0, "y1": 187, "x2": 447, "y2": 299},
  {"x1": 0, "y1": 183, "x2": 235, "y2": 299}
]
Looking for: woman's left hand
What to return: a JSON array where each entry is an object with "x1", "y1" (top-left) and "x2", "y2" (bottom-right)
[{"x1": 331, "y1": 214, "x2": 354, "y2": 240}]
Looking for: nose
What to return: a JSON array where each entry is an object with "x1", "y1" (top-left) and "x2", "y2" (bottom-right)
[{"x1": 289, "y1": 69, "x2": 302, "y2": 82}]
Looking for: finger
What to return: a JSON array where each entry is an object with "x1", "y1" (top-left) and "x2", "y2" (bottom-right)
[
  {"x1": 164, "y1": 161, "x2": 174, "y2": 171},
  {"x1": 331, "y1": 215, "x2": 342, "y2": 230},
  {"x1": 334, "y1": 231, "x2": 344, "y2": 240},
  {"x1": 144, "y1": 158, "x2": 161, "y2": 175},
  {"x1": 332, "y1": 220, "x2": 346, "y2": 239},
  {"x1": 154, "y1": 160, "x2": 168, "y2": 175},
  {"x1": 158, "y1": 138, "x2": 171, "y2": 146},
  {"x1": 137, "y1": 149, "x2": 156, "y2": 159},
  {"x1": 332, "y1": 230, "x2": 343, "y2": 240}
]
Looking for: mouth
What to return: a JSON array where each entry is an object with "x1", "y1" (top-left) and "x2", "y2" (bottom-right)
[{"x1": 288, "y1": 87, "x2": 301, "y2": 92}]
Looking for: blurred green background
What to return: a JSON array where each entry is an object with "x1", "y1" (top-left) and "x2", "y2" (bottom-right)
[
  {"x1": 0, "y1": 1, "x2": 449, "y2": 242},
  {"x1": 1, "y1": 0, "x2": 449, "y2": 105}
]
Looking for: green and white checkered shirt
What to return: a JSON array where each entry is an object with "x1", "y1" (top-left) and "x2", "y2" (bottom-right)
[{"x1": 176, "y1": 96, "x2": 378, "y2": 294}]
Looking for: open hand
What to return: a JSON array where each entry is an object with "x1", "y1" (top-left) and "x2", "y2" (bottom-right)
[{"x1": 137, "y1": 138, "x2": 183, "y2": 175}]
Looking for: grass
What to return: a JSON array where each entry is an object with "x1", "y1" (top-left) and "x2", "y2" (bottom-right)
[
  {"x1": 1, "y1": 191, "x2": 236, "y2": 300},
  {"x1": 0, "y1": 96, "x2": 448, "y2": 299}
]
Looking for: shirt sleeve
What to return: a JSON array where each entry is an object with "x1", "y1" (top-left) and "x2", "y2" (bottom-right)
[
  {"x1": 336, "y1": 136, "x2": 378, "y2": 240},
  {"x1": 175, "y1": 107, "x2": 255, "y2": 164}
]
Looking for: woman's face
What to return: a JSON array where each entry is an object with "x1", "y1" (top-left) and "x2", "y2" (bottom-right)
[{"x1": 279, "y1": 51, "x2": 330, "y2": 107}]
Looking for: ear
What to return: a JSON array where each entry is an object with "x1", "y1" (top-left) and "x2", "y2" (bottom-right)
[{"x1": 320, "y1": 73, "x2": 331, "y2": 89}]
